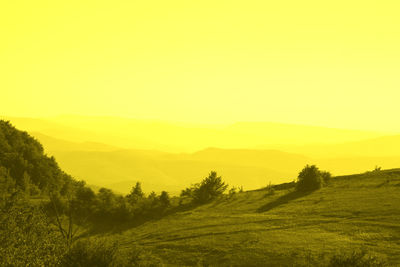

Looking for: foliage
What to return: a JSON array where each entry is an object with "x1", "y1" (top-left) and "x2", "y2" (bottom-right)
[
  {"x1": 60, "y1": 238, "x2": 118, "y2": 267},
  {"x1": 296, "y1": 165, "x2": 331, "y2": 191},
  {"x1": 127, "y1": 182, "x2": 145, "y2": 204},
  {"x1": 0, "y1": 120, "x2": 74, "y2": 195},
  {"x1": 61, "y1": 238, "x2": 163, "y2": 267},
  {"x1": 181, "y1": 171, "x2": 228, "y2": 204},
  {"x1": 0, "y1": 195, "x2": 66, "y2": 266},
  {"x1": 228, "y1": 186, "x2": 237, "y2": 197},
  {"x1": 159, "y1": 191, "x2": 171, "y2": 208},
  {"x1": 265, "y1": 182, "x2": 275, "y2": 196},
  {"x1": 0, "y1": 166, "x2": 15, "y2": 202},
  {"x1": 117, "y1": 246, "x2": 163, "y2": 266},
  {"x1": 320, "y1": 170, "x2": 332, "y2": 184},
  {"x1": 374, "y1": 166, "x2": 382, "y2": 172}
]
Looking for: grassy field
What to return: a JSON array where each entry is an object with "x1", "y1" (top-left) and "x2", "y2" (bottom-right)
[{"x1": 105, "y1": 169, "x2": 400, "y2": 266}]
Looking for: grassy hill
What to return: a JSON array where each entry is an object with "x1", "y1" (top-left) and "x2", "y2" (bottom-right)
[{"x1": 108, "y1": 169, "x2": 400, "y2": 266}]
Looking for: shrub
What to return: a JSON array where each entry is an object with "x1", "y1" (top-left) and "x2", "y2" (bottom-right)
[
  {"x1": 373, "y1": 166, "x2": 382, "y2": 172},
  {"x1": 320, "y1": 171, "x2": 332, "y2": 184},
  {"x1": 117, "y1": 246, "x2": 163, "y2": 266},
  {"x1": 61, "y1": 238, "x2": 162, "y2": 267},
  {"x1": 265, "y1": 182, "x2": 275, "y2": 196},
  {"x1": 296, "y1": 165, "x2": 332, "y2": 191},
  {"x1": 228, "y1": 186, "x2": 237, "y2": 197},
  {"x1": 328, "y1": 249, "x2": 387, "y2": 267},
  {"x1": 60, "y1": 238, "x2": 118, "y2": 267}
]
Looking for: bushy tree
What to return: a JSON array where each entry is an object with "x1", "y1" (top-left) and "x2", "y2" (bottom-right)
[
  {"x1": 182, "y1": 171, "x2": 228, "y2": 204},
  {"x1": 296, "y1": 165, "x2": 331, "y2": 191},
  {"x1": 60, "y1": 238, "x2": 118, "y2": 267},
  {"x1": 320, "y1": 171, "x2": 332, "y2": 184}
]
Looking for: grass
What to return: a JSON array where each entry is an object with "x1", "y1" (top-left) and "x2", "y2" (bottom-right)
[{"x1": 103, "y1": 169, "x2": 400, "y2": 266}]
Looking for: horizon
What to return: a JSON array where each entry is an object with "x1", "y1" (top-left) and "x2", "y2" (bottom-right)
[
  {"x1": 2, "y1": 114, "x2": 400, "y2": 195},
  {"x1": 1, "y1": 114, "x2": 397, "y2": 135}
]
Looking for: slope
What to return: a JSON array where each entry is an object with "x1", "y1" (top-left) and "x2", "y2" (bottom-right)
[
  {"x1": 114, "y1": 169, "x2": 400, "y2": 266},
  {"x1": 0, "y1": 120, "x2": 73, "y2": 194}
]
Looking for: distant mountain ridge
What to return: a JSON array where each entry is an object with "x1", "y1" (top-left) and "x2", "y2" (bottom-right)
[
  {"x1": 31, "y1": 132, "x2": 120, "y2": 152},
  {"x1": 3, "y1": 116, "x2": 400, "y2": 195},
  {"x1": 2, "y1": 116, "x2": 385, "y2": 153}
]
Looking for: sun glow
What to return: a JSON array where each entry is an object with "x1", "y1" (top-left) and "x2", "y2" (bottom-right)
[{"x1": 1, "y1": 1, "x2": 400, "y2": 131}]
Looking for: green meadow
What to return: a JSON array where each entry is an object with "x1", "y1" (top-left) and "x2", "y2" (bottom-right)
[{"x1": 107, "y1": 169, "x2": 400, "y2": 266}]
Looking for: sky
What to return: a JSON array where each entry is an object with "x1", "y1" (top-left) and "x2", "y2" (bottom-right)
[{"x1": 1, "y1": 0, "x2": 400, "y2": 132}]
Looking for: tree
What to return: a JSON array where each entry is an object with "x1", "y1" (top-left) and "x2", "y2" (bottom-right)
[
  {"x1": 127, "y1": 182, "x2": 145, "y2": 204},
  {"x1": 192, "y1": 171, "x2": 228, "y2": 204},
  {"x1": 159, "y1": 191, "x2": 170, "y2": 206},
  {"x1": 47, "y1": 193, "x2": 81, "y2": 249},
  {"x1": 320, "y1": 171, "x2": 332, "y2": 184},
  {"x1": 46, "y1": 182, "x2": 96, "y2": 249},
  {"x1": 296, "y1": 165, "x2": 331, "y2": 191}
]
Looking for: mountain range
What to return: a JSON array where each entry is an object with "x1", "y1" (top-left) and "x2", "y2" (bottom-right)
[{"x1": 2, "y1": 115, "x2": 400, "y2": 194}]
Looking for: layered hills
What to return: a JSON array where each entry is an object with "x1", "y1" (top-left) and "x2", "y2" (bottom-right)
[{"x1": 2, "y1": 116, "x2": 400, "y2": 194}]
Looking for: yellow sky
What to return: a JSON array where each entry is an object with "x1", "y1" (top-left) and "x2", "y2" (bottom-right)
[{"x1": 1, "y1": 1, "x2": 400, "y2": 131}]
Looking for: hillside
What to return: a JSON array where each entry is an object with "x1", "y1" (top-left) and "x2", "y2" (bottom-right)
[
  {"x1": 111, "y1": 169, "x2": 400, "y2": 266},
  {"x1": 0, "y1": 120, "x2": 73, "y2": 194}
]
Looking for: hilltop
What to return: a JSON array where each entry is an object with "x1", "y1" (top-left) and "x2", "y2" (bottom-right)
[{"x1": 109, "y1": 169, "x2": 400, "y2": 266}]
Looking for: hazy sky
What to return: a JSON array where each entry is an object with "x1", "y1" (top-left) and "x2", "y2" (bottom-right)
[{"x1": 1, "y1": 1, "x2": 400, "y2": 131}]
